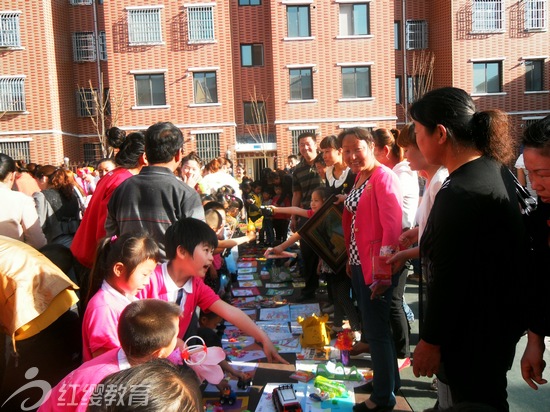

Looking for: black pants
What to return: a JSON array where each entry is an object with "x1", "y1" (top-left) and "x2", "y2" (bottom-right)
[{"x1": 390, "y1": 264, "x2": 410, "y2": 359}]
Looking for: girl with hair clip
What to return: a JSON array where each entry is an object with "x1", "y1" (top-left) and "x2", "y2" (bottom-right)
[
  {"x1": 410, "y1": 87, "x2": 527, "y2": 411},
  {"x1": 82, "y1": 233, "x2": 161, "y2": 362},
  {"x1": 33, "y1": 166, "x2": 81, "y2": 247},
  {"x1": 199, "y1": 157, "x2": 242, "y2": 199}
]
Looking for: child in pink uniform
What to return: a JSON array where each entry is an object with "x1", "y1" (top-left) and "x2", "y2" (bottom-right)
[
  {"x1": 138, "y1": 217, "x2": 288, "y2": 364},
  {"x1": 39, "y1": 299, "x2": 181, "y2": 411},
  {"x1": 81, "y1": 233, "x2": 161, "y2": 361}
]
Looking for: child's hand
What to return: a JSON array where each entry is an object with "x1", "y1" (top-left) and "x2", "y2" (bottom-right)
[
  {"x1": 216, "y1": 380, "x2": 230, "y2": 392},
  {"x1": 261, "y1": 339, "x2": 289, "y2": 364},
  {"x1": 246, "y1": 231, "x2": 257, "y2": 242}
]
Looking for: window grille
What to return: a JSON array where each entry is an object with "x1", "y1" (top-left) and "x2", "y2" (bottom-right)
[
  {"x1": 0, "y1": 76, "x2": 25, "y2": 112},
  {"x1": 291, "y1": 129, "x2": 316, "y2": 156},
  {"x1": 524, "y1": 117, "x2": 544, "y2": 127},
  {"x1": 472, "y1": 0, "x2": 504, "y2": 33},
  {"x1": 195, "y1": 133, "x2": 220, "y2": 163},
  {"x1": 525, "y1": 0, "x2": 547, "y2": 30},
  {"x1": 99, "y1": 31, "x2": 107, "y2": 60},
  {"x1": 406, "y1": 20, "x2": 428, "y2": 50},
  {"x1": 187, "y1": 6, "x2": 215, "y2": 43},
  {"x1": 0, "y1": 140, "x2": 30, "y2": 163},
  {"x1": 73, "y1": 32, "x2": 96, "y2": 62},
  {"x1": 70, "y1": 0, "x2": 93, "y2": 5},
  {"x1": 76, "y1": 88, "x2": 97, "y2": 117},
  {"x1": 128, "y1": 8, "x2": 162, "y2": 45},
  {"x1": 0, "y1": 12, "x2": 21, "y2": 48},
  {"x1": 83, "y1": 143, "x2": 102, "y2": 163}
]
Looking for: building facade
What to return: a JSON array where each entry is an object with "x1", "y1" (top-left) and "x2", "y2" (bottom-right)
[{"x1": 1, "y1": 0, "x2": 549, "y2": 173}]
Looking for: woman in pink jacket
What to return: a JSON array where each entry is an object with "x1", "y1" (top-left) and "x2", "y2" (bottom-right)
[{"x1": 339, "y1": 127, "x2": 402, "y2": 412}]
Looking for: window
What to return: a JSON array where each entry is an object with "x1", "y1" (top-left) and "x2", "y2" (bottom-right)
[
  {"x1": 407, "y1": 75, "x2": 427, "y2": 103},
  {"x1": 339, "y1": 3, "x2": 369, "y2": 36},
  {"x1": 525, "y1": 0, "x2": 547, "y2": 31},
  {"x1": 525, "y1": 60, "x2": 544, "y2": 91},
  {"x1": 83, "y1": 143, "x2": 102, "y2": 163},
  {"x1": 244, "y1": 101, "x2": 266, "y2": 124},
  {"x1": 0, "y1": 76, "x2": 25, "y2": 112},
  {"x1": 0, "y1": 11, "x2": 21, "y2": 48},
  {"x1": 128, "y1": 7, "x2": 162, "y2": 45},
  {"x1": 0, "y1": 140, "x2": 30, "y2": 163},
  {"x1": 472, "y1": 0, "x2": 504, "y2": 33},
  {"x1": 395, "y1": 76, "x2": 402, "y2": 104},
  {"x1": 291, "y1": 129, "x2": 316, "y2": 155},
  {"x1": 239, "y1": 0, "x2": 261, "y2": 4},
  {"x1": 287, "y1": 6, "x2": 310, "y2": 37},
  {"x1": 187, "y1": 5, "x2": 215, "y2": 43},
  {"x1": 289, "y1": 68, "x2": 313, "y2": 100},
  {"x1": 70, "y1": 0, "x2": 93, "y2": 5},
  {"x1": 196, "y1": 133, "x2": 220, "y2": 162},
  {"x1": 241, "y1": 44, "x2": 263, "y2": 67},
  {"x1": 406, "y1": 20, "x2": 428, "y2": 50},
  {"x1": 342, "y1": 66, "x2": 371, "y2": 98},
  {"x1": 394, "y1": 21, "x2": 401, "y2": 50},
  {"x1": 473, "y1": 61, "x2": 502, "y2": 93},
  {"x1": 134, "y1": 73, "x2": 166, "y2": 106},
  {"x1": 99, "y1": 31, "x2": 107, "y2": 61},
  {"x1": 72, "y1": 32, "x2": 96, "y2": 62},
  {"x1": 76, "y1": 88, "x2": 97, "y2": 117},
  {"x1": 193, "y1": 72, "x2": 218, "y2": 104}
]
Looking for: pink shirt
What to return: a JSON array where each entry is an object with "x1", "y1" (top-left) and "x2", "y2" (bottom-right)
[
  {"x1": 38, "y1": 349, "x2": 129, "y2": 412},
  {"x1": 81, "y1": 282, "x2": 134, "y2": 362},
  {"x1": 138, "y1": 262, "x2": 220, "y2": 339}
]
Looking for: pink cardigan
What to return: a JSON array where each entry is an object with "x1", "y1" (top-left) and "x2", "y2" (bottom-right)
[{"x1": 342, "y1": 165, "x2": 403, "y2": 286}]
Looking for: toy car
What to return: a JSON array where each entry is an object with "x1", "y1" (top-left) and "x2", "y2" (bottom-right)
[
  {"x1": 219, "y1": 387, "x2": 237, "y2": 405},
  {"x1": 272, "y1": 384, "x2": 302, "y2": 412},
  {"x1": 237, "y1": 373, "x2": 253, "y2": 389}
]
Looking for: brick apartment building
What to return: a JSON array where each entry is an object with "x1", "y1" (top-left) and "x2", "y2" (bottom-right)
[{"x1": 1, "y1": 0, "x2": 549, "y2": 176}]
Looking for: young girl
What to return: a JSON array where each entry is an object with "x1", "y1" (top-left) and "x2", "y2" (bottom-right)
[{"x1": 82, "y1": 233, "x2": 160, "y2": 361}]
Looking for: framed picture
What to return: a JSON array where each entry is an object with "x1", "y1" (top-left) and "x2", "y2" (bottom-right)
[{"x1": 298, "y1": 195, "x2": 347, "y2": 273}]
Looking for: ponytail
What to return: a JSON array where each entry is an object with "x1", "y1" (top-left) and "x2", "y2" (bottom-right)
[{"x1": 470, "y1": 110, "x2": 513, "y2": 164}]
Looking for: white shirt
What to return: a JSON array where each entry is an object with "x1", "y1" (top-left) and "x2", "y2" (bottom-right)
[
  {"x1": 160, "y1": 261, "x2": 193, "y2": 309},
  {"x1": 416, "y1": 166, "x2": 448, "y2": 240},
  {"x1": 393, "y1": 160, "x2": 419, "y2": 229}
]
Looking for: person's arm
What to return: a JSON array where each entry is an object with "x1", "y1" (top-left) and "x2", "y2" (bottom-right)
[
  {"x1": 264, "y1": 232, "x2": 301, "y2": 256},
  {"x1": 21, "y1": 196, "x2": 47, "y2": 249},
  {"x1": 269, "y1": 205, "x2": 309, "y2": 218},
  {"x1": 521, "y1": 330, "x2": 548, "y2": 390},
  {"x1": 214, "y1": 232, "x2": 256, "y2": 254},
  {"x1": 290, "y1": 190, "x2": 302, "y2": 231},
  {"x1": 209, "y1": 300, "x2": 289, "y2": 364},
  {"x1": 220, "y1": 360, "x2": 247, "y2": 380}
]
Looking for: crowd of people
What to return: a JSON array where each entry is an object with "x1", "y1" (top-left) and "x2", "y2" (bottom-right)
[{"x1": 0, "y1": 86, "x2": 549, "y2": 412}]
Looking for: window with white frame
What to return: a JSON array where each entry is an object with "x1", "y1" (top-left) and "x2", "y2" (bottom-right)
[
  {"x1": 241, "y1": 44, "x2": 264, "y2": 67},
  {"x1": 472, "y1": 0, "x2": 504, "y2": 33},
  {"x1": 287, "y1": 6, "x2": 310, "y2": 37},
  {"x1": 406, "y1": 20, "x2": 428, "y2": 50},
  {"x1": 239, "y1": 0, "x2": 261, "y2": 5},
  {"x1": 134, "y1": 73, "x2": 166, "y2": 106},
  {"x1": 342, "y1": 66, "x2": 371, "y2": 98},
  {"x1": 128, "y1": 7, "x2": 163, "y2": 45},
  {"x1": 76, "y1": 88, "x2": 97, "y2": 117},
  {"x1": 473, "y1": 61, "x2": 502, "y2": 93},
  {"x1": 187, "y1": 5, "x2": 215, "y2": 43},
  {"x1": 0, "y1": 76, "x2": 25, "y2": 112},
  {"x1": 395, "y1": 76, "x2": 402, "y2": 104},
  {"x1": 0, "y1": 140, "x2": 30, "y2": 163},
  {"x1": 73, "y1": 32, "x2": 96, "y2": 62},
  {"x1": 339, "y1": 3, "x2": 369, "y2": 36},
  {"x1": 70, "y1": 0, "x2": 93, "y2": 5},
  {"x1": 195, "y1": 133, "x2": 220, "y2": 162},
  {"x1": 0, "y1": 11, "x2": 21, "y2": 48},
  {"x1": 193, "y1": 72, "x2": 218, "y2": 104},
  {"x1": 525, "y1": 0, "x2": 547, "y2": 31},
  {"x1": 291, "y1": 129, "x2": 316, "y2": 155},
  {"x1": 289, "y1": 68, "x2": 313, "y2": 100},
  {"x1": 525, "y1": 60, "x2": 544, "y2": 91}
]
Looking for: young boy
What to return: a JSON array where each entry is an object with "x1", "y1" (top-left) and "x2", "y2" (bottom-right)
[
  {"x1": 138, "y1": 217, "x2": 288, "y2": 364},
  {"x1": 38, "y1": 299, "x2": 180, "y2": 411}
]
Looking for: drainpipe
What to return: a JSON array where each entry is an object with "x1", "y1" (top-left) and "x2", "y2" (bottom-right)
[
  {"x1": 402, "y1": 0, "x2": 408, "y2": 122},
  {"x1": 92, "y1": 0, "x2": 104, "y2": 154}
]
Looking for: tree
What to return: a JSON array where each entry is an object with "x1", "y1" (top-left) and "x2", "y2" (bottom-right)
[
  {"x1": 403, "y1": 50, "x2": 435, "y2": 119},
  {"x1": 244, "y1": 86, "x2": 270, "y2": 164}
]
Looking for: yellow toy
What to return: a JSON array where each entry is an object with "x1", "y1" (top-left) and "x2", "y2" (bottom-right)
[{"x1": 297, "y1": 314, "x2": 330, "y2": 348}]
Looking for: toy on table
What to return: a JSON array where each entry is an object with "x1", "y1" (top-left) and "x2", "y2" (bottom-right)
[
  {"x1": 237, "y1": 372, "x2": 253, "y2": 389},
  {"x1": 297, "y1": 314, "x2": 330, "y2": 348},
  {"x1": 272, "y1": 384, "x2": 302, "y2": 412},
  {"x1": 309, "y1": 387, "x2": 329, "y2": 402},
  {"x1": 219, "y1": 387, "x2": 237, "y2": 405},
  {"x1": 313, "y1": 375, "x2": 348, "y2": 399}
]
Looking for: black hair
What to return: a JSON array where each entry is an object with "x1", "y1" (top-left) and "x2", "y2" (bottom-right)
[
  {"x1": 164, "y1": 217, "x2": 218, "y2": 260},
  {"x1": 313, "y1": 153, "x2": 326, "y2": 167},
  {"x1": 204, "y1": 208, "x2": 223, "y2": 231},
  {"x1": 87, "y1": 233, "x2": 160, "y2": 304},
  {"x1": 523, "y1": 115, "x2": 550, "y2": 157},
  {"x1": 337, "y1": 127, "x2": 375, "y2": 146},
  {"x1": 0, "y1": 153, "x2": 16, "y2": 181},
  {"x1": 115, "y1": 131, "x2": 146, "y2": 169},
  {"x1": 409, "y1": 87, "x2": 513, "y2": 164},
  {"x1": 144, "y1": 122, "x2": 184, "y2": 164},
  {"x1": 319, "y1": 135, "x2": 340, "y2": 150},
  {"x1": 297, "y1": 131, "x2": 316, "y2": 143},
  {"x1": 372, "y1": 128, "x2": 404, "y2": 163},
  {"x1": 118, "y1": 299, "x2": 181, "y2": 359},
  {"x1": 88, "y1": 359, "x2": 201, "y2": 412},
  {"x1": 312, "y1": 186, "x2": 331, "y2": 202},
  {"x1": 106, "y1": 127, "x2": 126, "y2": 148},
  {"x1": 181, "y1": 151, "x2": 203, "y2": 168}
]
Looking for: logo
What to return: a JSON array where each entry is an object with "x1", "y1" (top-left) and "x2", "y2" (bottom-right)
[{"x1": 1, "y1": 367, "x2": 51, "y2": 411}]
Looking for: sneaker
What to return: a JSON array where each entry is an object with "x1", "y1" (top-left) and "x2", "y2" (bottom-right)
[{"x1": 397, "y1": 357, "x2": 411, "y2": 371}]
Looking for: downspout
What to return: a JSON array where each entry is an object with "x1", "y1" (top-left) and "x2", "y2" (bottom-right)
[
  {"x1": 402, "y1": 0, "x2": 408, "y2": 122},
  {"x1": 92, "y1": 0, "x2": 105, "y2": 155}
]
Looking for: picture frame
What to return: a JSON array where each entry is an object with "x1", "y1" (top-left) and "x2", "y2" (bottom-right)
[{"x1": 298, "y1": 195, "x2": 347, "y2": 273}]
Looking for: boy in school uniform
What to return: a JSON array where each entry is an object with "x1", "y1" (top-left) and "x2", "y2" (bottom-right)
[{"x1": 39, "y1": 299, "x2": 181, "y2": 412}]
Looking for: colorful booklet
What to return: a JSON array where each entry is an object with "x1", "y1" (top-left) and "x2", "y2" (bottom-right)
[{"x1": 232, "y1": 287, "x2": 261, "y2": 297}]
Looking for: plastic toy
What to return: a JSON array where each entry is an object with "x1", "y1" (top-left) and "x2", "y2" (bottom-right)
[
  {"x1": 313, "y1": 375, "x2": 348, "y2": 399},
  {"x1": 297, "y1": 314, "x2": 330, "y2": 348},
  {"x1": 237, "y1": 373, "x2": 253, "y2": 389},
  {"x1": 272, "y1": 384, "x2": 302, "y2": 412},
  {"x1": 219, "y1": 387, "x2": 237, "y2": 405}
]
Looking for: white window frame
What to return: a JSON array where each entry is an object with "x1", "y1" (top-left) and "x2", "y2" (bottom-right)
[
  {"x1": 0, "y1": 75, "x2": 26, "y2": 112},
  {"x1": 70, "y1": 0, "x2": 93, "y2": 5},
  {"x1": 76, "y1": 88, "x2": 97, "y2": 117},
  {"x1": 471, "y1": 0, "x2": 504, "y2": 33},
  {"x1": 185, "y1": 4, "x2": 216, "y2": 44},
  {"x1": 192, "y1": 71, "x2": 219, "y2": 105},
  {"x1": 288, "y1": 66, "x2": 315, "y2": 102},
  {"x1": 0, "y1": 11, "x2": 22, "y2": 48},
  {"x1": 127, "y1": 6, "x2": 164, "y2": 46},
  {"x1": 338, "y1": 63, "x2": 373, "y2": 101},
  {"x1": 525, "y1": 0, "x2": 547, "y2": 31},
  {"x1": 338, "y1": 2, "x2": 370, "y2": 37},
  {"x1": 405, "y1": 20, "x2": 428, "y2": 50},
  {"x1": 72, "y1": 32, "x2": 96, "y2": 62},
  {"x1": 132, "y1": 71, "x2": 168, "y2": 109},
  {"x1": 286, "y1": 5, "x2": 311, "y2": 38},
  {"x1": 524, "y1": 59, "x2": 545, "y2": 92},
  {"x1": 471, "y1": 59, "x2": 504, "y2": 95}
]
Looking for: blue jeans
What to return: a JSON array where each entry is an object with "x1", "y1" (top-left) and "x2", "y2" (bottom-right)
[{"x1": 351, "y1": 265, "x2": 399, "y2": 407}]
